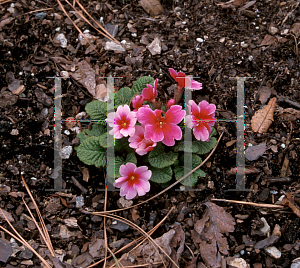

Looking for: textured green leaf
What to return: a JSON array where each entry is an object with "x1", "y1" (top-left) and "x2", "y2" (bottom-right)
[
  {"x1": 148, "y1": 143, "x2": 178, "y2": 168},
  {"x1": 115, "y1": 137, "x2": 134, "y2": 153},
  {"x1": 77, "y1": 124, "x2": 106, "y2": 143},
  {"x1": 193, "y1": 137, "x2": 217, "y2": 155},
  {"x1": 125, "y1": 152, "x2": 137, "y2": 165},
  {"x1": 114, "y1": 156, "x2": 125, "y2": 179},
  {"x1": 85, "y1": 100, "x2": 107, "y2": 124},
  {"x1": 149, "y1": 166, "x2": 173, "y2": 183},
  {"x1": 115, "y1": 87, "x2": 133, "y2": 107},
  {"x1": 174, "y1": 154, "x2": 206, "y2": 186},
  {"x1": 99, "y1": 132, "x2": 107, "y2": 148},
  {"x1": 76, "y1": 136, "x2": 106, "y2": 167},
  {"x1": 132, "y1": 76, "x2": 154, "y2": 95},
  {"x1": 173, "y1": 141, "x2": 197, "y2": 153},
  {"x1": 210, "y1": 127, "x2": 217, "y2": 137}
]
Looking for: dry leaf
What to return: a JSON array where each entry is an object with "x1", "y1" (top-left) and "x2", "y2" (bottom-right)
[
  {"x1": 260, "y1": 34, "x2": 276, "y2": 46},
  {"x1": 227, "y1": 166, "x2": 259, "y2": 176},
  {"x1": 291, "y1": 23, "x2": 300, "y2": 38},
  {"x1": 251, "y1": 97, "x2": 276, "y2": 133},
  {"x1": 130, "y1": 225, "x2": 184, "y2": 267},
  {"x1": 139, "y1": 0, "x2": 163, "y2": 16},
  {"x1": 81, "y1": 167, "x2": 90, "y2": 182},
  {"x1": 70, "y1": 60, "x2": 96, "y2": 98},
  {"x1": 277, "y1": 108, "x2": 300, "y2": 122},
  {"x1": 192, "y1": 202, "x2": 235, "y2": 268},
  {"x1": 258, "y1": 86, "x2": 271, "y2": 104},
  {"x1": 0, "y1": 209, "x2": 15, "y2": 222},
  {"x1": 170, "y1": 223, "x2": 185, "y2": 268},
  {"x1": 245, "y1": 142, "x2": 267, "y2": 161},
  {"x1": 216, "y1": 0, "x2": 246, "y2": 8}
]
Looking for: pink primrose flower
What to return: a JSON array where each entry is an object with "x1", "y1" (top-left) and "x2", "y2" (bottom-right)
[
  {"x1": 128, "y1": 125, "x2": 157, "y2": 155},
  {"x1": 114, "y1": 163, "x2": 151, "y2": 200},
  {"x1": 169, "y1": 68, "x2": 202, "y2": 90},
  {"x1": 106, "y1": 105, "x2": 136, "y2": 139},
  {"x1": 136, "y1": 105, "x2": 185, "y2": 146},
  {"x1": 142, "y1": 79, "x2": 158, "y2": 102},
  {"x1": 185, "y1": 100, "x2": 216, "y2": 142},
  {"x1": 131, "y1": 95, "x2": 144, "y2": 111}
]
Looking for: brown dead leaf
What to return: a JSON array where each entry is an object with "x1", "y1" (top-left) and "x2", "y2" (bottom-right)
[
  {"x1": 94, "y1": 84, "x2": 108, "y2": 101},
  {"x1": 70, "y1": 60, "x2": 96, "y2": 98},
  {"x1": 0, "y1": 209, "x2": 15, "y2": 222},
  {"x1": 277, "y1": 108, "x2": 300, "y2": 122},
  {"x1": 251, "y1": 97, "x2": 276, "y2": 133},
  {"x1": 81, "y1": 167, "x2": 90, "y2": 182},
  {"x1": 260, "y1": 34, "x2": 276, "y2": 46},
  {"x1": 170, "y1": 223, "x2": 185, "y2": 268},
  {"x1": 0, "y1": 239, "x2": 13, "y2": 263},
  {"x1": 192, "y1": 202, "x2": 235, "y2": 268},
  {"x1": 130, "y1": 226, "x2": 181, "y2": 266},
  {"x1": 139, "y1": 0, "x2": 164, "y2": 16},
  {"x1": 245, "y1": 142, "x2": 267, "y2": 161},
  {"x1": 258, "y1": 86, "x2": 271, "y2": 104},
  {"x1": 291, "y1": 23, "x2": 300, "y2": 38},
  {"x1": 216, "y1": 0, "x2": 246, "y2": 8},
  {"x1": 65, "y1": 117, "x2": 77, "y2": 129},
  {"x1": 227, "y1": 166, "x2": 259, "y2": 176}
]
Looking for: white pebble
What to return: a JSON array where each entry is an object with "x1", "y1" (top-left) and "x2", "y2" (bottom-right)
[{"x1": 196, "y1": 38, "x2": 204, "y2": 43}]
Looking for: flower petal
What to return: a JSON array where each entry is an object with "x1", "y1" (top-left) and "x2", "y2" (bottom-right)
[
  {"x1": 144, "y1": 124, "x2": 164, "y2": 142},
  {"x1": 191, "y1": 80, "x2": 202, "y2": 90},
  {"x1": 136, "y1": 107, "x2": 158, "y2": 125},
  {"x1": 193, "y1": 123, "x2": 210, "y2": 141},
  {"x1": 125, "y1": 187, "x2": 137, "y2": 199},
  {"x1": 161, "y1": 124, "x2": 182, "y2": 146},
  {"x1": 135, "y1": 180, "x2": 150, "y2": 196},
  {"x1": 169, "y1": 68, "x2": 178, "y2": 80},
  {"x1": 164, "y1": 105, "x2": 185, "y2": 124}
]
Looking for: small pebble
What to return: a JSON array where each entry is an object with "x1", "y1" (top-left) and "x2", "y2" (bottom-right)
[
  {"x1": 196, "y1": 38, "x2": 204, "y2": 43},
  {"x1": 265, "y1": 246, "x2": 281, "y2": 259}
]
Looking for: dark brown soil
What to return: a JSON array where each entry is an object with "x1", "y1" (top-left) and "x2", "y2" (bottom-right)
[{"x1": 1, "y1": 0, "x2": 300, "y2": 267}]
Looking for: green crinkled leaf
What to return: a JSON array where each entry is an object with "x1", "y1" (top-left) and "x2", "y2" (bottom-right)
[
  {"x1": 149, "y1": 166, "x2": 173, "y2": 184},
  {"x1": 77, "y1": 124, "x2": 106, "y2": 143},
  {"x1": 173, "y1": 141, "x2": 197, "y2": 153},
  {"x1": 125, "y1": 152, "x2": 137, "y2": 165},
  {"x1": 210, "y1": 127, "x2": 217, "y2": 136},
  {"x1": 174, "y1": 154, "x2": 206, "y2": 186},
  {"x1": 148, "y1": 143, "x2": 178, "y2": 168},
  {"x1": 132, "y1": 76, "x2": 154, "y2": 95},
  {"x1": 115, "y1": 137, "x2": 134, "y2": 153},
  {"x1": 193, "y1": 137, "x2": 217, "y2": 155},
  {"x1": 85, "y1": 100, "x2": 107, "y2": 124},
  {"x1": 99, "y1": 132, "x2": 107, "y2": 148},
  {"x1": 76, "y1": 136, "x2": 106, "y2": 167},
  {"x1": 114, "y1": 156, "x2": 125, "y2": 179},
  {"x1": 115, "y1": 87, "x2": 133, "y2": 107}
]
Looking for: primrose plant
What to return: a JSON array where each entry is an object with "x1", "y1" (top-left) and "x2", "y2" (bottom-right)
[{"x1": 76, "y1": 69, "x2": 218, "y2": 200}]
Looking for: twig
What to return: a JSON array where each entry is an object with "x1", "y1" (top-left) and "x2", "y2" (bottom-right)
[
  {"x1": 71, "y1": 176, "x2": 88, "y2": 193},
  {"x1": 211, "y1": 198, "x2": 285, "y2": 209},
  {"x1": 277, "y1": 95, "x2": 300, "y2": 109}
]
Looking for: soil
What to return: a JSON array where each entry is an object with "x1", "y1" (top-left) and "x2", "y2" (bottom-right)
[{"x1": 0, "y1": 0, "x2": 300, "y2": 267}]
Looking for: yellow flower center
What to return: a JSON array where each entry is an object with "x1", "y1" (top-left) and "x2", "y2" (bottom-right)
[
  {"x1": 130, "y1": 176, "x2": 135, "y2": 180},
  {"x1": 123, "y1": 122, "x2": 127, "y2": 127},
  {"x1": 159, "y1": 121, "x2": 163, "y2": 128}
]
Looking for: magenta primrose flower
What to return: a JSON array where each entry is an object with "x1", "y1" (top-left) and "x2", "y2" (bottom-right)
[
  {"x1": 169, "y1": 68, "x2": 202, "y2": 90},
  {"x1": 106, "y1": 104, "x2": 136, "y2": 139},
  {"x1": 136, "y1": 105, "x2": 185, "y2": 146},
  {"x1": 142, "y1": 79, "x2": 158, "y2": 102},
  {"x1": 166, "y1": 99, "x2": 175, "y2": 108},
  {"x1": 128, "y1": 125, "x2": 157, "y2": 155},
  {"x1": 185, "y1": 100, "x2": 216, "y2": 142},
  {"x1": 114, "y1": 163, "x2": 151, "y2": 200},
  {"x1": 131, "y1": 95, "x2": 144, "y2": 111}
]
